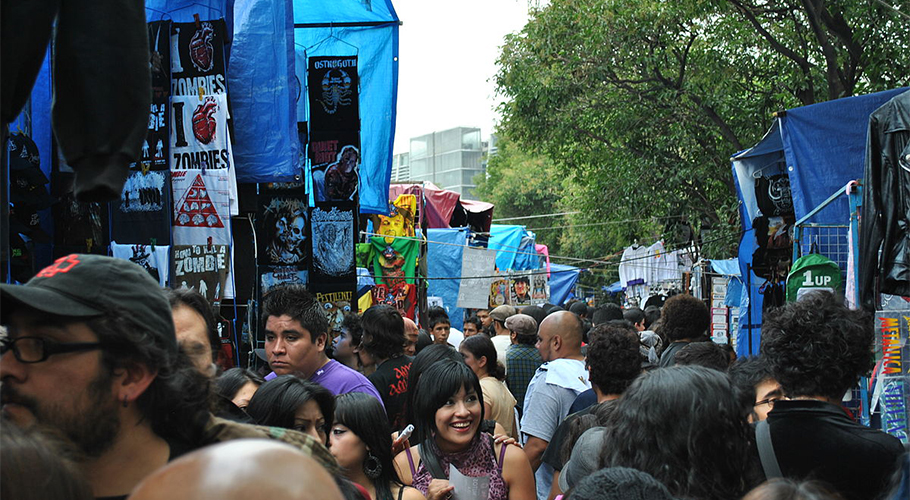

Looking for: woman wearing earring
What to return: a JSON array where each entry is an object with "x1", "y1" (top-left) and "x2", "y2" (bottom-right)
[
  {"x1": 459, "y1": 335, "x2": 518, "y2": 438},
  {"x1": 394, "y1": 360, "x2": 534, "y2": 500},
  {"x1": 331, "y1": 392, "x2": 426, "y2": 500}
]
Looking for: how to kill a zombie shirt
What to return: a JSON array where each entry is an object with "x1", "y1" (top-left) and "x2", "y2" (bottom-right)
[
  {"x1": 172, "y1": 244, "x2": 229, "y2": 305},
  {"x1": 307, "y1": 56, "x2": 361, "y2": 203}
]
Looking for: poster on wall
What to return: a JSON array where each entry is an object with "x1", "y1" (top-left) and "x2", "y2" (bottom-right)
[
  {"x1": 511, "y1": 272, "x2": 532, "y2": 306},
  {"x1": 310, "y1": 204, "x2": 356, "y2": 283},
  {"x1": 531, "y1": 271, "x2": 549, "y2": 305},
  {"x1": 372, "y1": 282, "x2": 417, "y2": 320},
  {"x1": 169, "y1": 92, "x2": 237, "y2": 245},
  {"x1": 489, "y1": 277, "x2": 511, "y2": 308},
  {"x1": 111, "y1": 242, "x2": 170, "y2": 287},
  {"x1": 307, "y1": 56, "x2": 361, "y2": 203},
  {"x1": 457, "y1": 246, "x2": 495, "y2": 310},
  {"x1": 172, "y1": 244, "x2": 229, "y2": 305},
  {"x1": 257, "y1": 195, "x2": 309, "y2": 267}
]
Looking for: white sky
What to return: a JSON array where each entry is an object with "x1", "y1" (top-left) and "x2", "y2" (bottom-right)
[{"x1": 392, "y1": 0, "x2": 531, "y2": 154}]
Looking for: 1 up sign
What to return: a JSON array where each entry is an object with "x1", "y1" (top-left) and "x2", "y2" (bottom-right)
[{"x1": 786, "y1": 254, "x2": 842, "y2": 302}]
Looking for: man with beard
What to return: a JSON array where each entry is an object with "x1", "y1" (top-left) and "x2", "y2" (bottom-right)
[{"x1": 1, "y1": 255, "x2": 336, "y2": 499}]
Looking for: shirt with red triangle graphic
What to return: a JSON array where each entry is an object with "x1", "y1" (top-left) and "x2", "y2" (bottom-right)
[{"x1": 174, "y1": 173, "x2": 224, "y2": 228}]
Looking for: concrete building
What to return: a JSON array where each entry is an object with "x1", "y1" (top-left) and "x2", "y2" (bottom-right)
[
  {"x1": 391, "y1": 152, "x2": 410, "y2": 182},
  {"x1": 408, "y1": 127, "x2": 484, "y2": 199}
]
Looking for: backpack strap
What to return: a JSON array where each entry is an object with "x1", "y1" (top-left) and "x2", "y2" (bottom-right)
[
  {"x1": 418, "y1": 440, "x2": 448, "y2": 480},
  {"x1": 755, "y1": 420, "x2": 783, "y2": 479}
]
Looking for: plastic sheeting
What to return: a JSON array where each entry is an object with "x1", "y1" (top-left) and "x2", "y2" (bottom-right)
[
  {"x1": 549, "y1": 263, "x2": 581, "y2": 306},
  {"x1": 489, "y1": 225, "x2": 525, "y2": 272},
  {"x1": 389, "y1": 182, "x2": 460, "y2": 228},
  {"x1": 427, "y1": 228, "x2": 467, "y2": 331}
]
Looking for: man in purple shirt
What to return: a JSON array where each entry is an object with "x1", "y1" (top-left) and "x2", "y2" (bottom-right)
[{"x1": 261, "y1": 284, "x2": 382, "y2": 405}]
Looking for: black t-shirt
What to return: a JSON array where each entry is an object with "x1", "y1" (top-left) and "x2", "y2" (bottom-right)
[
  {"x1": 368, "y1": 355, "x2": 412, "y2": 431},
  {"x1": 765, "y1": 399, "x2": 904, "y2": 500}
]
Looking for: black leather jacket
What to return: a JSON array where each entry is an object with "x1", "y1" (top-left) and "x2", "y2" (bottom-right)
[{"x1": 860, "y1": 90, "x2": 910, "y2": 309}]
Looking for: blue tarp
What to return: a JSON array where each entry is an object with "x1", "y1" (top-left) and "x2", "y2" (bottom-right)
[
  {"x1": 549, "y1": 263, "x2": 581, "y2": 306},
  {"x1": 604, "y1": 281, "x2": 623, "y2": 293},
  {"x1": 489, "y1": 224, "x2": 525, "y2": 271},
  {"x1": 427, "y1": 228, "x2": 467, "y2": 331},
  {"x1": 730, "y1": 88, "x2": 907, "y2": 354}
]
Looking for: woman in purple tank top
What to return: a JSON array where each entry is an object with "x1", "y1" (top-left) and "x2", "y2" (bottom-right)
[{"x1": 393, "y1": 360, "x2": 534, "y2": 500}]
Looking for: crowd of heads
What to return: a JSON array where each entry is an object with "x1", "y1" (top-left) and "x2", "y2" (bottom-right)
[{"x1": 0, "y1": 254, "x2": 904, "y2": 500}]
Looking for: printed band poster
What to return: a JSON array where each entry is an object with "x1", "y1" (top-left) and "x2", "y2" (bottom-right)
[
  {"x1": 169, "y1": 93, "x2": 237, "y2": 245},
  {"x1": 307, "y1": 56, "x2": 361, "y2": 202},
  {"x1": 111, "y1": 243, "x2": 171, "y2": 287},
  {"x1": 531, "y1": 271, "x2": 549, "y2": 305},
  {"x1": 172, "y1": 244, "x2": 229, "y2": 305},
  {"x1": 511, "y1": 272, "x2": 532, "y2": 307},
  {"x1": 372, "y1": 282, "x2": 417, "y2": 320},
  {"x1": 457, "y1": 246, "x2": 495, "y2": 310},
  {"x1": 489, "y1": 277, "x2": 511, "y2": 309},
  {"x1": 310, "y1": 204, "x2": 356, "y2": 283},
  {"x1": 315, "y1": 288, "x2": 354, "y2": 332},
  {"x1": 258, "y1": 195, "x2": 309, "y2": 267},
  {"x1": 873, "y1": 310, "x2": 910, "y2": 444},
  {"x1": 260, "y1": 266, "x2": 309, "y2": 294}
]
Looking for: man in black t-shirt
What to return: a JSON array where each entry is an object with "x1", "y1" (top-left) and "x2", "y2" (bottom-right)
[{"x1": 359, "y1": 305, "x2": 412, "y2": 431}]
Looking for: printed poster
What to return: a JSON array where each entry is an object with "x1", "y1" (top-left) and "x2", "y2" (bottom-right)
[
  {"x1": 172, "y1": 244, "x2": 229, "y2": 305},
  {"x1": 258, "y1": 195, "x2": 309, "y2": 267},
  {"x1": 111, "y1": 242, "x2": 170, "y2": 287},
  {"x1": 489, "y1": 277, "x2": 510, "y2": 308},
  {"x1": 169, "y1": 93, "x2": 237, "y2": 245},
  {"x1": 310, "y1": 204, "x2": 356, "y2": 282},
  {"x1": 531, "y1": 271, "x2": 549, "y2": 305},
  {"x1": 315, "y1": 288, "x2": 354, "y2": 332},
  {"x1": 510, "y1": 273, "x2": 532, "y2": 306},
  {"x1": 372, "y1": 282, "x2": 417, "y2": 320},
  {"x1": 260, "y1": 266, "x2": 309, "y2": 294},
  {"x1": 873, "y1": 310, "x2": 910, "y2": 444},
  {"x1": 457, "y1": 246, "x2": 496, "y2": 310}
]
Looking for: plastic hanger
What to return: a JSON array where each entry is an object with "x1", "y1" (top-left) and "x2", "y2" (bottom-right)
[
  {"x1": 302, "y1": 24, "x2": 360, "y2": 56},
  {"x1": 752, "y1": 158, "x2": 785, "y2": 178}
]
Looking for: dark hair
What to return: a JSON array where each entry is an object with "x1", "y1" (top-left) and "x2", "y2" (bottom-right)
[
  {"x1": 592, "y1": 304, "x2": 623, "y2": 325},
  {"x1": 643, "y1": 306, "x2": 661, "y2": 329},
  {"x1": 521, "y1": 305, "x2": 546, "y2": 329},
  {"x1": 571, "y1": 467, "x2": 675, "y2": 500},
  {"x1": 622, "y1": 307, "x2": 644, "y2": 326},
  {"x1": 427, "y1": 306, "x2": 450, "y2": 329},
  {"x1": 760, "y1": 292, "x2": 874, "y2": 399},
  {"x1": 412, "y1": 359, "x2": 484, "y2": 444},
  {"x1": 246, "y1": 375, "x2": 335, "y2": 442},
  {"x1": 214, "y1": 367, "x2": 265, "y2": 400},
  {"x1": 569, "y1": 301, "x2": 589, "y2": 316},
  {"x1": 361, "y1": 305, "x2": 405, "y2": 360},
  {"x1": 675, "y1": 341, "x2": 730, "y2": 371},
  {"x1": 589, "y1": 320, "x2": 632, "y2": 345},
  {"x1": 89, "y1": 310, "x2": 211, "y2": 445},
  {"x1": 728, "y1": 356, "x2": 777, "y2": 419},
  {"x1": 742, "y1": 478, "x2": 847, "y2": 500},
  {"x1": 560, "y1": 400, "x2": 620, "y2": 466},
  {"x1": 261, "y1": 284, "x2": 329, "y2": 342},
  {"x1": 1, "y1": 425, "x2": 93, "y2": 500},
  {"x1": 165, "y1": 287, "x2": 220, "y2": 362},
  {"x1": 657, "y1": 294, "x2": 709, "y2": 341},
  {"x1": 404, "y1": 345, "x2": 463, "y2": 426},
  {"x1": 459, "y1": 334, "x2": 505, "y2": 380},
  {"x1": 599, "y1": 366, "x2": 754, "y2": 500},
  {"x1": 586, "y1": 324, "x2": 641, "y2": 395},
  {"x1": 514, "y1": 332, "x2": 537, "y2": 346},
  {"x1": 334, "y1": 393, "x2": 403, "y2": 500},
  {"x1": 464, "y1": 315, "x2": 482, "y2": 330},
  {"x1": 342, "y1": 313, "x2": 363, "y2": 346}
]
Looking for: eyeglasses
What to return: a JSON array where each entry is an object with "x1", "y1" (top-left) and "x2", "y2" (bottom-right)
[
  {"x1": 754, "y1": 397, "x2": 779, "y2": 408},
  {"x1": 0, "y1": 336, "x2": 105, "y2": 364}
]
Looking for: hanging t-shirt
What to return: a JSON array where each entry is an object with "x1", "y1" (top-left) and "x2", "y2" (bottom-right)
[
  {"x1": 171, "y1": 244, "x2": 229, "y2": 305},
  {"x1": 371, "y1": 282, "x2": 417, "y2": 320},
  {"x1": 370, "y1": 236, "x2": 418, "y2": 287},
  {"x1": 111, "y1": 242, "x2": 170, "y2": 287},
  {"x1": 370, "y1": 194, "x2": 417, "y2": 242},
  {"x1": 619, "y1": 244, "x2": 649, "y2": 288},
  {"x1": 311, "y1": 203, "x2": 357, "y2": 284}
]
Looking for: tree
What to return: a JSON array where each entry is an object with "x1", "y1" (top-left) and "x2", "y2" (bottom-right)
[{"x1": 495, "y1": 0, "x2": 910, "y2": 258}]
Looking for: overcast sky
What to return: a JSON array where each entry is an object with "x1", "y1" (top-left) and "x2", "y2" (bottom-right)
[{"x1": 392, "y1": 0, "x2": 531, "y2": 154}]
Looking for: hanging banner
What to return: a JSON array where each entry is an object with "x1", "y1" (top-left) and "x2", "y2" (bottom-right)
[
  {"x1": 111, "y1": 242, "x2": 170, "y2": 287},
  {"x1": 370, "y1": 236, "x2": 419, "y2": 287},
  {"x1": 489, "y1": 276, "x2": 511, "y2": 308},
  {"x1": 310, "y1": 204, "x2": 356, "y2": 284},
  {"x1": 457, "y1": 246, "x2": 495, "y2": 310},
  {"x1": 873, "y1": 310, "x2": 910, "y2": 444},
  {"x1": 531, "y1": 270, "x2": 550, "y2": 305},
  {"x1": 257, "y1": 195, "x2": 309, "y2": 268},
  {"x1": 314, "y1": 287, "x2": 354, "y2": 332},
  {"x1": 308, "y1": 56, "x2": 361, "y2": 203},
  {"x1": 510, "y1": 272, "x2": 532, "y2": 307},
  {"x1": 372, "y1": 282, "x2": 417, "y2": 320},
  {"x1": 170, "y1": 93, "x2": 237, "y2": 245},
  {"x1": 172, "y1": 244, "x2": 229, "y2": 305},
  {"x1": 170, "y1": 19, "x2": 229, "y2": 98},
  {"x1": 142, "y1": 20, "x2": 172, "y2": 171}
]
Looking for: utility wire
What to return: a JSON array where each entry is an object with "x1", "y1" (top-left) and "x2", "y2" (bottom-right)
[{"x1": 493, "y1": 211, "x2": 581, "y2": 222}]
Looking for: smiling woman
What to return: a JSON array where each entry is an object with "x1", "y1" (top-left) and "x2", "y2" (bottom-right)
[{"x1": 394, "y1": 360, "x2": 534, "y2": 500}]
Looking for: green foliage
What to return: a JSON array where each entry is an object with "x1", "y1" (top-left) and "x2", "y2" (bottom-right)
[{"x1": 493, "y1": 0, "x2": 910, "y2": 263}]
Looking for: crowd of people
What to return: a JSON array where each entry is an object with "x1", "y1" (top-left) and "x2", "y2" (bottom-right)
[{"x1": 1, "y1": 254, "x2": 908, "y2": 500}]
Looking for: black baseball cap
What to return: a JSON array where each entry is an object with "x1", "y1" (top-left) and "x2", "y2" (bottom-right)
[{"x1": 0, "y1": 254, "x2": 177, "y2": 351}]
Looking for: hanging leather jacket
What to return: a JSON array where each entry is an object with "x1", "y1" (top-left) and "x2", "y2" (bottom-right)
[{"x1": 859, "y1": 90, "x2": 910, "y2": 310}]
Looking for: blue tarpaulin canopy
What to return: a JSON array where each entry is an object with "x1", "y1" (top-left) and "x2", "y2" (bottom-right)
[
  {"x1": 549, "y1": 263, "x2": 581, "y2": 306},
  {"x1": 730, "y1": 88, "x2": 908, "y2": 355},
  {"x1": 427, "y1": 228, "x2": 468, "y2": 331}
]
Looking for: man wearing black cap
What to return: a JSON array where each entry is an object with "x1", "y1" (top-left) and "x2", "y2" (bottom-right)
[{"x1": 1, "y1": 254, "x2": 336, "y2": 499}]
